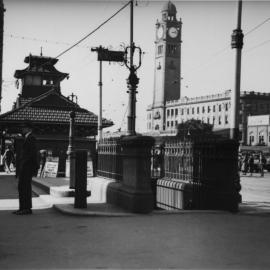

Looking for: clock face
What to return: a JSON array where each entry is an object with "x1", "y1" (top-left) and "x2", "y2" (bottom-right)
[
  {"x1": 168, "y1": 27, "x2": 178, "y2": 38},
  {"x1": 157, "y1": 26, "x2": 164, "y2": 39}
]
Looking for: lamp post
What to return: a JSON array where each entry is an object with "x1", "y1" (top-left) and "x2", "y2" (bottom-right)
[
  {"x1": 230, "y1": 0, "x2": 244, "y2": 140},
  {"x1": 0, "y1": 0, "x2": 5, "y2": 113},
  {"x1": 67, "y1": 110, "x2": 75, "y2": 189},
  {"x1": 125, "y1": 0, "x2": 142, "y2": 136}
]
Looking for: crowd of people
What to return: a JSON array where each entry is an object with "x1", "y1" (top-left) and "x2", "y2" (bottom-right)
[{"x1": 239, "y1": 152, "x2": 266, "y2": 177}]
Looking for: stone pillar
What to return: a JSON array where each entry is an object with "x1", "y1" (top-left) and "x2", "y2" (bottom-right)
[{"x1": 107, "y1": 135, "x2": 155, "y2": 213}]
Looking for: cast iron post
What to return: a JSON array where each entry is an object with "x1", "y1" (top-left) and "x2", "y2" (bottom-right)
[
  {"x1": 230, "y1": 0, "x2": 244, "y2": 141},
  {"x1": 0, "y1": 0, "x2": 5, "y2": 112},
  {"x1": 125, "y1": 0, "x2": 142, "y2": 135}
]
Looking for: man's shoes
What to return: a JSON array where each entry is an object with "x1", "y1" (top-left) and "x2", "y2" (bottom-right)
[{"x1": 13, "y1": 209, "x2": 32, "y2": 215}]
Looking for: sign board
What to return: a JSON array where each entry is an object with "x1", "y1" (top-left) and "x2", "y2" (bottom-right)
[
  {"x1": 43, "y1": 157, "x2": 59, "y2": 178},
  {"x1": 248, "y1": 115, "x2": 270, "y2": 126},
  {"x1": 98, "y1": 50, "x2": 124, "y2": 62}
]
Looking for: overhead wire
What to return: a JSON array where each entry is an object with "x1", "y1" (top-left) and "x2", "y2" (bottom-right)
[
  {"x1": 54, "y1": 1, "x2": 131, "y2": 59},
  {"x1": 185, "y1": 16, "x2": 270, "y2": 74},
  {"x1": 244, "y1": 17, "x2": 270, "y2": 36},
  {"x1": 10, "y1": 1, "x2": 131, "y2": 83},
  {"x1": 4, "y1": 33, "x2": 91, "y2": 49},
  {"x1": 244, "y1": 39, "x2": 270, "y2": 54}
]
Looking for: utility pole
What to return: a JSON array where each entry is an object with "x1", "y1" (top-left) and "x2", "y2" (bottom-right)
[
  {"x1": 125, "y1": 0, "x2": 142, "y2": 135},
  {"x1": 98, "y1": 59, "x2": 102, "y2": 141},
  {"x1": 230, "y1": 0, "x2": 244, "y2": 141},
  {"x1": 0, "y1": 0, "x2": 5, "y2": 113},
  {"x1": 92, "y1": 46, "x2": 104, "y2": 141}
]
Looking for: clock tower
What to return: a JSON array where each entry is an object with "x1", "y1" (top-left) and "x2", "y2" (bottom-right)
[{"x1": 151, "y1": 1, "x2": 182, "y2": 131}]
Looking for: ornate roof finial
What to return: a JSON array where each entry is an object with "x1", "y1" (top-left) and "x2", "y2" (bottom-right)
[{"x1": 40, "y1": 46, "x2": 43, "y2": 56}]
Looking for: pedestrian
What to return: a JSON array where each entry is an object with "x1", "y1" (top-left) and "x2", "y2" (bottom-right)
[
  {"x1": 39, "y1": 150, "x2": 47, "y2": 177},
  {"x1": 2, "y1": 145, "x2": 15, "y2": 173},
  {"x1": 259, "y1": 152, "x2": 266, "y2": 177},
  {"x1": 13, "y1": 121, "x2": 39, "y2": 215},
  {"x1": 238, "y1": 153, "x2": 242, "y2": 172},
  {"x1": 241, "y1": 154, "x2": 248, "y2": 175},
  {"x1": 248, "y1": 154, "x2": 254, "y2": 176}
]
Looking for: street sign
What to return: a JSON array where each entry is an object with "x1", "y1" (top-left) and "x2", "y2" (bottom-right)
[
  {"x1": 91, "y1": 46, "x2": 125, "y2": 62},
  {"x1": 98, "y1": 49, "x2": 125, "y2": 62}
]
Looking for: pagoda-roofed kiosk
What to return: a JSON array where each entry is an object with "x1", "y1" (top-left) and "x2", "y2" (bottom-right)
[
  {"x1": 14, "y1": 54, "x2": 69, "y2": 99},
  {"x1": 0, "y1": 54, "x2": 113, "y2": 176}
]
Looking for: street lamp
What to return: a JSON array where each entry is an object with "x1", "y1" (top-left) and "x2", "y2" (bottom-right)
[{"x1": 124, "y1": 0, "x2": 142, "y2": 136}]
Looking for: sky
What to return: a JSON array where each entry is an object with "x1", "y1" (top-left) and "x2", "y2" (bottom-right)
[{"x1": 1, "y1": 0, "x2": 270, "y2": 132}]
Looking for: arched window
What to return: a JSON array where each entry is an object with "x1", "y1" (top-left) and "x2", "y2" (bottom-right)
[{"x1": 155, "y1": 125, "x2": 159, "y2": 130}]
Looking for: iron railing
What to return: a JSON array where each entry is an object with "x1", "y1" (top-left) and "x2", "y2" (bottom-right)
[{"x1": 97, "y1": 137, "x2": 122, "y2": 181}]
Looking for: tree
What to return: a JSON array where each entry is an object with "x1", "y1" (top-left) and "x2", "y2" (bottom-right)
[{"x1": 176, "y1": 119, "x2": 213, "y2": 139}]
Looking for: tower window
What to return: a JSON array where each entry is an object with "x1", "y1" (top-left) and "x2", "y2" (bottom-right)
[
  {"x1": 219, "y1": 104, "x2": 222, "y2": 112},
  {"x1": 171, "y1": 109, "x2": 174, "y2": 116},
  {"x1": 167, "y1": 44, "x2": 177, "y2": 56},
  {"x1": 202, "y1": 106, "x2": 205, "y2": 113},
  {"x1": 197, "y1": 107, "x2": 199, "y2": 114},
  {"x1": 192, "y1": 107, "x2": 194, "y2": 114},
  {"x1": 167, "y1": 110, "x2": 170, "y2": 117},
  {"x1": 208, "y1": 106, "x2": 210, "y2": 113},
  {"x1": 158, "y1": 45, "x2": 163, "y2": 55},
  {"x1": 213, "y1": 105, "x2": 216, "y2": 112},
  {"x1": 175, "y1": 109, "x2": 178, "y2": 116},
  {"x1": 225, "y1": 115, "x2": 228, "y2": 124},
  {"x1": 225, "y1": 103, "x2": 228, "y2": 111}
]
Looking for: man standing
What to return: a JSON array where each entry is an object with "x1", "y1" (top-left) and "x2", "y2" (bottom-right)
[{"x1": 13, "y1": 121, "x2": 39, "y2": 215}]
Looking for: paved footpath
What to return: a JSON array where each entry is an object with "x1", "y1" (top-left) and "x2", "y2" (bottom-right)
[
  {"x1": 1, "y1": 207, "x2": 270, "y2": 269},
  {"x1": 0, "y1": 173, "x2": 270, "y2": 269}
]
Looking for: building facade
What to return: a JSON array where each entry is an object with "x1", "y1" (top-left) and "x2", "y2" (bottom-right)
[
  {"x1": 147, "y1": 90, "x2": 270, "y2": 144},
  {"x1": 147, "y1": 1, "x2": 270, "y2": 145},
  {"x1": 247, "y1": 115, "x2": 270, "y2": 146}
]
